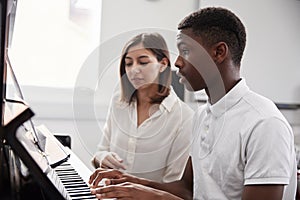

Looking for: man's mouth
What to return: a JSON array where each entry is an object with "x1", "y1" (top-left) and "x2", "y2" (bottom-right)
[
  {"x1": 176, "y1": 71, "x2": 186, "y2": 84},
  {"x1": 176, "y1": 70, "x2": 183, "y2": 77}
]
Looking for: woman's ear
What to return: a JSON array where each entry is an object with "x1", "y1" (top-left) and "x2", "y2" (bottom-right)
[{"x1": 159, "y1": 57, "x2": 169, "y2": 72}]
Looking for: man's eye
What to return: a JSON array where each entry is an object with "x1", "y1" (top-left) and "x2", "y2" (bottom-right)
[{"x1": 182, "y1": 49, "x2": 189, "y2": 56}]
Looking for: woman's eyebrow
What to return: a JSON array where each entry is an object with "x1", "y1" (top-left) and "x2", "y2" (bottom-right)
[
  {"x1": 125, "y1": 55, "x2": 150, "y2": 61},
  {"x1": 138, "y1": 55, "x2": 150, "y2": 59}
]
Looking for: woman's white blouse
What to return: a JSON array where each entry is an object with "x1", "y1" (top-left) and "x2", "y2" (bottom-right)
[{"x1": 96, "y1": 89, "x2": 194, "y2": 183}]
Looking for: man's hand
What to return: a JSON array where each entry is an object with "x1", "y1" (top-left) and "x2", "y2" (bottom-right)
[
  {"x1": 89, "y1": 168, "x2": 142, "y2": 188},
  {"x1": 90, "y1": 182, "x2": 183, "y2": 200}
]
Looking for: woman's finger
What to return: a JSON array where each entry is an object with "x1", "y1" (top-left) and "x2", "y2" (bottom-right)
[{"x1": 106, "y1": 154, "x2": 126, "y2": 170}]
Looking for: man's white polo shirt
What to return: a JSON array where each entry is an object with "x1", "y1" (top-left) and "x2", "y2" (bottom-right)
[{"x1": 191, "y1": 79, "x2": 297, "y2": 200}]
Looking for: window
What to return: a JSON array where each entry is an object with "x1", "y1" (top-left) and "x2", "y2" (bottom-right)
[{"x1": 9, "y1": 0, "x2": 101, "y2": 88}]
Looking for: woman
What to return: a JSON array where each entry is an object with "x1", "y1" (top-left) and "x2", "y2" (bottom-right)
[{"x1": 92, "y1": 32, "x2": 194, "y2": 183}]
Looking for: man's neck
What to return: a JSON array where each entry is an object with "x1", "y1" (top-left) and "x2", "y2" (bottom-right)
[{"x1": 205, "y1": 77, "x2": 241, "y2": 105}]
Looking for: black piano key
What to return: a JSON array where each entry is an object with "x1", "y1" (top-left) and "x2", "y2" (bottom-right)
[
  {"x1": 63, "y1": 182, "x2": 87, "y2": 186},
  {"x1": 59, "y1": 176, "x2": 82, "y2": 180},
  {"x1": 69, "y1": 192, "x2": 96, "y2": 198},
  {"x1": 64, "y1": 184, "x2": 89, "y2": 189},
  {"x1": 59, "y1": 177, "x2": 82, "y2": 181},
  {"x1": 68, "y1": 189, "x2": 93, "y2": 194},
  {"x1": 57, "y1": 173, "x2": 80, "y2": 177},
  {"x1": 55, "y1": 168, "x2": 76, "y2": 171},
  {"x1": 66, "y1": 187, "x2": 91, "y2": 191},
  {"x1": 71, "y1": 196, "x2": 97, "y2": 200},
  {"x1": 61, "y1": 180, "x2": 84, "y2": 184}
]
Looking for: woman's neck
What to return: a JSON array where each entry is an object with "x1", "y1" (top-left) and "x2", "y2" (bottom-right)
[
  {"x1": 135, "y1": 84, "x2": 160, "y2": 127},
  {"x1": 136, "y1": 84, "x2": 159, "y2": 106}
]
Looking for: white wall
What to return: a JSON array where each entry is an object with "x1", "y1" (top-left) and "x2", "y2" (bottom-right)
[
  {"x1": 100, "y1": 0, "x2": 199, "y2": 42},
  {"x1": 200, "y1": 0, "x2": 300, "y2": 104}
]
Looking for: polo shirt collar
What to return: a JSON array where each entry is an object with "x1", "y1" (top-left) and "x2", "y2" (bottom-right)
[{"x1": 207, "y1": 79, "x2": 249, "y2": 117}]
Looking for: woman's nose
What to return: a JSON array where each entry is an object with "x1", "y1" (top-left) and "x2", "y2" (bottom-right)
[{"x1": 131, "y1": 64, "x2": 141, "y2": 73}]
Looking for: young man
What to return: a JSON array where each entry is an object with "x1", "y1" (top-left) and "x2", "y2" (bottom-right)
[{"x1": 89, "y1": 7, "x2": 297, "y2": 200}]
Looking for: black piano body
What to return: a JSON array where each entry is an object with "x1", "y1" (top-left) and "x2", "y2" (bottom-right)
[{"x1": 0, "y1": 104, "x2": 98, "y2": 200}]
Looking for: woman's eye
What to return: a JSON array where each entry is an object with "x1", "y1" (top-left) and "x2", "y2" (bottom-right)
[
  {"x1": 140, "y1": 62, "x2": 149, "y2": 66},
  {"x1": 125, "y1": 63, "x2": 132, "y2": 67}
]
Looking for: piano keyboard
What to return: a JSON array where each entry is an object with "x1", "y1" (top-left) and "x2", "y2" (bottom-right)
[
  {"x1": 48, "y1": 149, "x2": 98, "y2": 200},
  {"x1": 52, "y1": 161, "x2": 97, "y2": 199}
]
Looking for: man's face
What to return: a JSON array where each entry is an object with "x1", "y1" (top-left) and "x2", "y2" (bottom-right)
[{"x1": 175, "y1": 28, "x2": 218, "y2": 92}]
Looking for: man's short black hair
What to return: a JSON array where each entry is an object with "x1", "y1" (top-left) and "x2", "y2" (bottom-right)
[{"x1": 178, "y1": 7, "x2": 246, "y2": 66}]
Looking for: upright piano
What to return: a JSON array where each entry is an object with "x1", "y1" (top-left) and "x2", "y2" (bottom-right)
[{"x1": 0, "y1": 0, "x2": 98, "y2": 199}]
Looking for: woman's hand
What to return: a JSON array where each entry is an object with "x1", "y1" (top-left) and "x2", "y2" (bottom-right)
[{"x1": 92, "y1": 152, "x2": 126, "y2": 170}]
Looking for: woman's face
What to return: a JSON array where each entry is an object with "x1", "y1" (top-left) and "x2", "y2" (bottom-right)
[{"x1": 124, "y1": 43, "x2": 164, "y2": 90}]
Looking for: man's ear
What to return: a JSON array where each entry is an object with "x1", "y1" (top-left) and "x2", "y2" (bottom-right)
[
  {"x1": 159, "y1": 57, "x2": 169, "y2": 72},
  {"x1": 212, "y1": 42, "x2": 228, "y2": 64}
]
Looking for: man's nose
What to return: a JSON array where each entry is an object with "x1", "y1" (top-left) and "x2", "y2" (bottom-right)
[{"x1": 174, "y1": 56, "x2": 183, "y2": 69}]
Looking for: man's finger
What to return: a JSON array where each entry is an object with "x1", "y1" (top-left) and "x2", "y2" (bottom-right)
[
  {"x1": 94, "y1": 185, "x2": 132, "y2": 199},
  {"x1": 106, "y1": 177, "x2": 128, "y2": 185},
  {"x1": 89, "y1": 169, "x2": 123, "y2": 187},
  {"x1": 89, "y1": 168, "x2": 104, "y2": 184}
]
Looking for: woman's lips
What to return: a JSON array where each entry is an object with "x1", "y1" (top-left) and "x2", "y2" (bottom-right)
[
  {"x1": 131, "y1": 77, "x2": 143, "y2": 81},
  {"x1": 131, "y1": 78, "x2": 144, "y2": 85}
]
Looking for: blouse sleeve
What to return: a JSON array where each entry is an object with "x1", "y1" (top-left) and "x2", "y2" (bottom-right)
[
  {"x1": 162, "y1": 104, "x2": 194, "y2": 183},
  {"x1": 92, "y1": 102, "x2": 113, "y2": 167}
]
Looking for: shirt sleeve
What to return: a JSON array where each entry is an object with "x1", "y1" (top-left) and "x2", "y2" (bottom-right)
[
  {"x1": 96, "y1": 113, "x2": 111, "y2": 152},
  {"x1": 162, "y1": 106, "x2": 193, "y2": 183},
  {"x1": 244, "y1": 117, "x2": 295, "y2": 185},
  {"x1": 92, "y1": 104, "x2": 113, "y2": 166}
]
